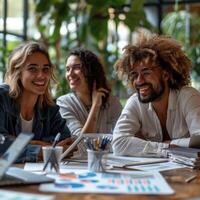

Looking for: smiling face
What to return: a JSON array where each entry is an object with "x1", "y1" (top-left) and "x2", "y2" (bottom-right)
[
  {"x1": 65, "y1": 55, "x2": 89, "y2": 94},
  {"x1": 20, "y1": 52, "x2": 51, "y2": 98},
  {"x1": 130, "y1": 60, "x2": 169, "y2": 103}
]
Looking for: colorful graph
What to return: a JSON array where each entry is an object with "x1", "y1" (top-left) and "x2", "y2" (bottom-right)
[
  {"x1": 40, "y1": 170, "x2": 174, "y2": 195},
  {"x1": 78, "y1": 172, "x2": 97, "y2": 179},
  {"x1": 55, "y1": 181, "x2": 84, "y2": 188}
]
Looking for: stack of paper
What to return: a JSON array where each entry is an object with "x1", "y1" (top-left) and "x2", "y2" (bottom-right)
[
  {"x1": 105, "y1": 154, "x2": 168, "y2": 168},
  {"x1": 168, "y1": 147, "x2": 200, "y2": 169}
]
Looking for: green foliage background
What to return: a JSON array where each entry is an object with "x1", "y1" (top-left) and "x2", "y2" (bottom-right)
[
  {"x1": 33, "y1": 0, "x2": 151, "y2": 97},
  {"x1": 1, "y1": 0, "x2": 200, "y2": 97},
  {"x1": 161, "y1": 4, "x2": 200, "y2": 84}
]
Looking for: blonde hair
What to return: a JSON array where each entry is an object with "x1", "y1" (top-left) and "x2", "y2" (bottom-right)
[
  {"x1": 115, "y1": 33, "x2": 191, "y2": 89},
  {"x1": 4, "y1": 41, "x2": 57, "y2": 106}
]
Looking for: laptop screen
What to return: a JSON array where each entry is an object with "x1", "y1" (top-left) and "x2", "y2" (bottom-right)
[{"x1": 0, "y1": 133, "x2": 33, "y2": 179}]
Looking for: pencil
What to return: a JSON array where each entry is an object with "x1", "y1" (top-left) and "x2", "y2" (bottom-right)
[{"x1": 185, "y1": 175, "x2": 197, "y2": 183}]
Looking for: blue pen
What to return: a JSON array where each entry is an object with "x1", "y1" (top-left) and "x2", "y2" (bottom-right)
[
  {"x1": 101, "y1": 137, "x2": 109, "y2": 150},
  {"x1": 102, "y1": 137, "x2": 111, "y2": 150}
]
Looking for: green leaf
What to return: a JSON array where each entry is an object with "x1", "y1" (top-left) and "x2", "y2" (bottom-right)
[
  {"x1": 35, "y1": 0, "x2": 53, "y2": 12},
  {"x1": 108, "y1": 0, "x2": 126, "y2": 7},
  {"x1": 89, "y1": 17, "x2": 108, "y2": 41},
  {"x1": 51, "y1": 21, "x2": 62, "y2": 41},
  {"x1": 123, "y1": 0, "x2": 149, "y2": 31},
  {"x1": 130, "y1": 0, "x2": 145, "y2": 11},
  {"x1": 88, "y1": 6, "x2": 109, "y2": 41},
  {"x1": 124, "y1": 11, "x2": 147, "y2": 31},
  {"x1": 78, "y1": 16, "x2": 88, "y2": 42},
  {"x1": 86, "y1": 0, "x2": 110, "y2": 7}
]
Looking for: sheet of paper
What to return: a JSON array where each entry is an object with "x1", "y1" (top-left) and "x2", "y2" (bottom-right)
[
  {"x1": 24, "y1": 162, "x2": 44, "y2": 171},
  {"x1": 39, "y1": 169, "x2": 174, "y2": 195},
  {"x1": 127, "y1": 161, "x2": 187, "y2": 171},
  {"x1": 0, "y1": 189, "x2": 54, "y2": 200},
  {"x1": 24, "y1": 162, "x2": 88, "y2": 173},
  {"x1": 105, "y1": 154, "x2": 169, "y2": 167}
]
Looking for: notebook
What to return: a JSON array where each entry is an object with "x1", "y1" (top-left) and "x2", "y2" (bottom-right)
[
  {"x1": 189, "y1": 134, "x2": 200, "y2": 148},
  {"x1": 0, "y1": 132, "x2": 54, "y2": 186}
]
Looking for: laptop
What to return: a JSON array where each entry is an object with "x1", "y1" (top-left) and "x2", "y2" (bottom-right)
[{"x1": 0, "y1": 132, "x2": 54, "y2": 186}]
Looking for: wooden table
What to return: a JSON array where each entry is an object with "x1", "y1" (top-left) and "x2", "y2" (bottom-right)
[{"x1": 4, "y1": 167, "x2": 200, "y2": 200}]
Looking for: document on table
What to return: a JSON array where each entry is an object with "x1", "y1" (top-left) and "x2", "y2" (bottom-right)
[
  {"x1": 105, "y1": 154, "x2": 169, "y2": 168},
  {"x1": 39, "y1": 169, "x2": 174, "y2": 195},
  {"x1": 24, "y1": 154, "x2": 169, "y2": 172},
  {"x1": 189, "y1": 134, "x2": 200, "y2": 148},
  {"x1": 24, "y1": 162, "x2": 88, "y2": 173},
  {"x1": 127, "y1": 161, "x2": 186, "y2": 172},
  {"x1": 0, "y1": 189, "x2": 54, "y2": 200}
]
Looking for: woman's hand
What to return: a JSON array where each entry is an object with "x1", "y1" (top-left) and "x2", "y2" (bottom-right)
[
  {"x1": 92, "y1": 82, "x2": 109, "y2": 108},
  {"x1": 57, "y1": 138, "x2": 75, "y2": 158},
  {"x1": 57, "y1": 138, "x2": 73, "y2": 149},
  {"x1": 29, "y1": 140, "x2": 51, "y2": 146}
]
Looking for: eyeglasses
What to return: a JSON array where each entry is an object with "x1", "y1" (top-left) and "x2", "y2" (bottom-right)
[
  {"x1": 128, "y1": 66, "x2": 160, "y2": 81},
  {"x1": 25, "y1": 64, "x2": 51, "y2": 74},
  {"x1": 66, "y1": 64, "x2": 82, "y2": 73}
]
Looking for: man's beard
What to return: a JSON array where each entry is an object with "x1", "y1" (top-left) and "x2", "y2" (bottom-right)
[{"x1": 136, "y1": 80, "x2": 165, "y2": 103}]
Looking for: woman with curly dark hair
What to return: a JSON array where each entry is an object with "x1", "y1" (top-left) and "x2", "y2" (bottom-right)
[
  {"x1": 112, "y1": 31, "x2": 200, "y2": 156},
  {"x1": 57, "y1": 48, "x2": 122, "y2": 155}
]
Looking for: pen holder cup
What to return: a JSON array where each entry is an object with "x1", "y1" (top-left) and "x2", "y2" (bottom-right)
[
  {"x1": 87, "y1": 149, "x2": 108, "y2": 172},
  {"x1": 42, "y1": 146, "x2": 63, "y2": 172}
]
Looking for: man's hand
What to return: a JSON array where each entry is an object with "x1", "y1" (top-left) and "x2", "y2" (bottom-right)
[
  {"x1": 163, "y1": 140, "x2": 178, "y2": 148},
  {"x1": 135, "y1": 131, "x2": 146, "y2": 140},
  {"x1": 163, "y1": 140, "x2": 171, "y2": 144},
  {"x1": 169, "y1": 144, "x2": 178, "y2": 148}
]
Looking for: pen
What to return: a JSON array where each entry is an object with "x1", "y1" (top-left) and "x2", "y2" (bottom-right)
[
  {"x1": 52, "y1": 132, "x2": 61, "y2": 148},
  {"x1": 185, "y1": 175, "x2": 197, "y2": 183},
  {"x1": 42, "y1": 132, "x2": 61, "y2": 171}
]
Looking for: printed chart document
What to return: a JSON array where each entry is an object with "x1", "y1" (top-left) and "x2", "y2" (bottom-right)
[
  {"x1": 39, "y1": 169, "x2": 174, "y2": 195},
  {"x1": 0, "y1": 189, "x2": 54, "y2": 200}
]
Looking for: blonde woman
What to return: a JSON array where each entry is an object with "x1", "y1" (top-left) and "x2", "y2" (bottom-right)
[{"x1": 0, "y1": 41, "x2": 71, "y2": 162}]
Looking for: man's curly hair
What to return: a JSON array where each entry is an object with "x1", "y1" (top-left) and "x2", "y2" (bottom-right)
[{"x1": 114, "y1": 33, "x2": 191, "y2": 89}]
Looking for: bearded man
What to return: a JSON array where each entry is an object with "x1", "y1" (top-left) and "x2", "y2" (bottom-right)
[{"x1": 112, "y1": 32, "x2": 200, "y2": 156}]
